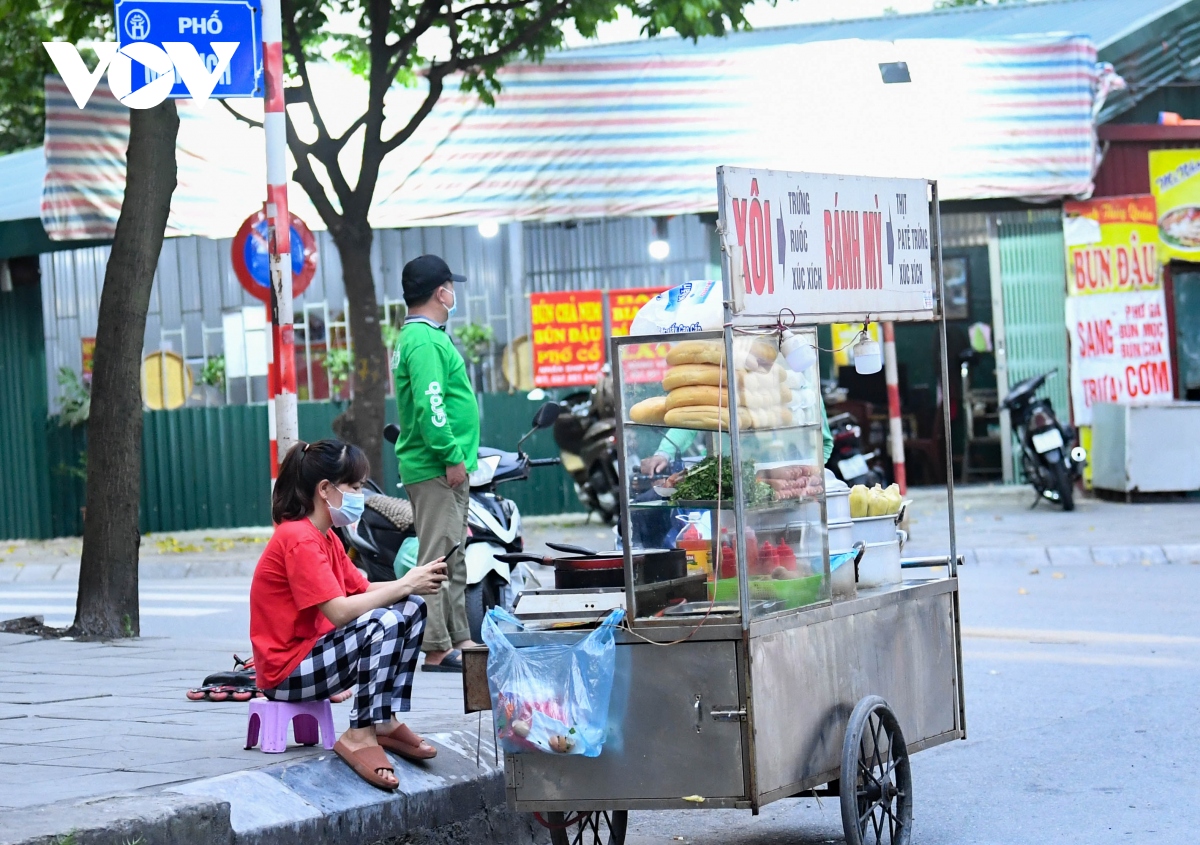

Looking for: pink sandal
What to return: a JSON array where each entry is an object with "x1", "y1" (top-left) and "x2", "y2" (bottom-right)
[{"x1": 377, "y1": 723, "x2": 437, "y2": 761}]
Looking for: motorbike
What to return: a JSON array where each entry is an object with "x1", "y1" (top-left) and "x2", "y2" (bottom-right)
[
  {"x1": 999, "y1": 368, "x2": 1087, "y2": 510},
  {"x1": 337, "y1": 401, "x2": 563, "y2": 641},
  {"x1": 825, "y1": 411, "x2": 887, "y2": 486},
  {"x1": 551, "y1": 369, "x2": 621, "y2": 523}
]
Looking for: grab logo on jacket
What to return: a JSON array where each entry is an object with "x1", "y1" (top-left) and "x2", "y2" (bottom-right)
[{"x1": 425, "y1": 381, "x2": 448, "y2": 428}]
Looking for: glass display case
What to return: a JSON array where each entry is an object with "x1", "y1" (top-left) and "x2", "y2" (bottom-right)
[{"x1": 612, "y1": 327, "x2": 831, "y2": 625}]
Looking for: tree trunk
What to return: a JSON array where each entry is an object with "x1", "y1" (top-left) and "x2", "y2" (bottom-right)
[
  {"x1": 330, "y1": 215, "x2": 387, "y2": 481},
  {"x1": 73, "y1": 101, "x2": 179, "y2": 639}
]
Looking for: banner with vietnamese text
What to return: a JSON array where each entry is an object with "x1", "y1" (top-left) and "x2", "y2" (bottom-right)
[
  {"x1": 530, "y1": 291, "x2": 605, "y2": 387},
  {"x1": 1062, "y1": 196, "x2": 1160, "y2": 295},
  {"x1": 1064, "y1": 290, "x2": 1173, "y2": 426},
  {"x1": 608, "y1": 287, "x2": 668, "y2": 384}
]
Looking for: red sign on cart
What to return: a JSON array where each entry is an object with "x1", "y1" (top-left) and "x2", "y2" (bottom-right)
[
  {"x1": 608, "y1": 287, "x2": 668, "y2": 384},
  {"x1": 531, "y1": 291, "x2": 606, "y2": 387}
]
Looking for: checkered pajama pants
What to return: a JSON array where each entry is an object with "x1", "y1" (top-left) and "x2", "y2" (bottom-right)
[{"x1": 265, "y1": 598, "x2": 427, "y2": 728}]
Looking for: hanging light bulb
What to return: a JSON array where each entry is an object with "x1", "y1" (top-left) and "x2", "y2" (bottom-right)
[
  {"x1": 648, "y1": 216, "x2": 670, "y2": 261},
  {"x1": 779, "y1": 329, "x2": 816, "y2": 373},
  {"x1": 477, "y1": 220, "x2": 500, "y2": 239},
  {"x1": 853, "y1": 330, "x2": 882, "y2": 375}
]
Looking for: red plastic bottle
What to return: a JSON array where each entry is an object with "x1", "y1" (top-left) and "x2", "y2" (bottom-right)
[
  {"x1": 718, "y1": 529, "x2": 738, "y2": 579},
  {"x1": 775, "y1": 542, "x2": 798, "y2": 572}
]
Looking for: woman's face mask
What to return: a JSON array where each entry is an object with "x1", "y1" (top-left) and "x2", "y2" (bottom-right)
[{"x1": 325, "y1": 483, "x2": 365, "y2": 527}]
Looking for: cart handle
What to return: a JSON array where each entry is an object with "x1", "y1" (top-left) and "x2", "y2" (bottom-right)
[{"x1": 900, "y1": 555, "x2": 965, "y2": 570}]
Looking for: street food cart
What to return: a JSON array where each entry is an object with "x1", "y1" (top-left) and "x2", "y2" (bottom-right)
[{"x1": 464, "y1": 168, "x2": 965, "y2": 845}]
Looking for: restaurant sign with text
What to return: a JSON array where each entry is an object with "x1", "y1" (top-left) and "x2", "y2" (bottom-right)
[
  {"x1": 1062, "y1": 196, "x2": 1160, "y2": 295},
  {"x1": 608, "y1": 287, "x2": 667, "y2": 384},
  {"x1": 717, "y1": 167, "x2": 935, "y2": 323},
  {"x1": 530, "y1": 291, "x2": 605, "y2": 387}
]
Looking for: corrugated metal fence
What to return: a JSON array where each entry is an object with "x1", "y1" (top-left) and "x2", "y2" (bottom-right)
[
  {"x1": 0, "y1": 283, "x2": 53, "y2": 540},
  {"x1": 11, "y1": 393, "x2": 580, "y2": 540},
  {"x1": 994, "y1": 209, "x2": 1071, "y2": 481}
]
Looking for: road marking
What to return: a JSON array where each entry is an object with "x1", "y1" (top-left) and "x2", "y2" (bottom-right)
[
  {"x1": 0, "y1": 604, "x2": 225, "y2": 617},
  {"x1": 962, "y1": 626, "x2": 1200, "y2": 646},
  {"x1": 0, "y1": 591, "x2": 246, "y2": 604},
  {"x1": 964, "y1": 649, "x2": 1191, "y2": 668}
]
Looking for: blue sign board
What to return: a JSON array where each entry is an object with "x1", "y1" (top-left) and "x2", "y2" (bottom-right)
[{"x1": 114, "y1": 0, "x2": 263, "y2": 98}]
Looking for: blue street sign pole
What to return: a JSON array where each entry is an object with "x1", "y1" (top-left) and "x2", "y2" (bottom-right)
[{"x1": 114, "y1": 0, "x2": 264, "y2": 98}]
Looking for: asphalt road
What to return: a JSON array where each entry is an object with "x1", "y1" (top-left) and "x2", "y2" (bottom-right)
[
  {"x1": 621, "y1": 559, "x2": 1200, "y2": 845},
  {"x1": 3, "y1": 494, "x2": 1198, "y2": 844}
]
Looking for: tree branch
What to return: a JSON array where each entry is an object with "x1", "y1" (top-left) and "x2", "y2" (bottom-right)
[
  {"x1": 218, "y1": 99, "x2": 262, "y2": 129},
  {"x1": 380, "y1": 71, "x2": 447, "y2": 155},
  {"x1": 281, "y1": 1, "x2": 356, "y2": 210},
  {"x1": 378, "y1": 0, "x2": 568, "y2": 157},
  {"x1": 385, "y1": 0, "x2": 444, "y2": 69},
  {"x1": 284, "y1": 111, "x2": 344, "y2": 232}
]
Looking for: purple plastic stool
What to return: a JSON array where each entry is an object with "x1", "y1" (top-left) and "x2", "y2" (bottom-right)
[{"x1": 245, "y1": 699, "x2": 336, "y2": 753}]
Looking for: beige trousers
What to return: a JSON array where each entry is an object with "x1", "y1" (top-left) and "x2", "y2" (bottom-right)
[{"x1": 406, "y1": 475, "x2": 470, "y2": 652}]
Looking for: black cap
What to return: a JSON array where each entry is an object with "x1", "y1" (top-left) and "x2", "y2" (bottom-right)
[{"x1": 402, "y1": 254, "x2": 466, "y2": 301}]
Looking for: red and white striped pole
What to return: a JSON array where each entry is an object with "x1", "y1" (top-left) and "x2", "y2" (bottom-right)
[
  {"x1": 262, "y1": 0, "x2": 298, "y2": 481},
  {"x1": 882, "y1": 322, "x2": 907, "y2": 495}
]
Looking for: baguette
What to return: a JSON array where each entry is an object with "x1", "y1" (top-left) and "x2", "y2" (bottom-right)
[
  {"x1": 666, "y1": 384, "x2": 728, "y2": 410},
  {"x1": 665, "y1": 340, "x2": 725, "y2": 367},
  {"x1": 663, "y1": 364, "x2": 726, "y2": 392},
  {"x1": 629, "y1": 395, "x2": 668, "y2": 425},
  {"x1": 667, "y1": 383, "x2": 788, "y2": 412},
  {"x1": 663, "y1": 405, "x2": 739, "y2": 430}
]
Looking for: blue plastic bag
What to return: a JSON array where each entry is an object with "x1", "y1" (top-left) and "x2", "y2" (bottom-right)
[{"x1": 482, "y1": 606, "x2": 624, "y2": 757}]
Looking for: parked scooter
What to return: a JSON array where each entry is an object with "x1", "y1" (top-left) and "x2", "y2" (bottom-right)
[
  {"x1": 999, "y1": 369, "x2": 1087, "y2": 510},
  {"x1": 825, "y1": 412, "x2": 887, "y2": 486},
  {"x1": 551, "y1": 370, "x2": 621, "y2": 523},
  {"x1": 337, "y1": 402, "x2": 563, "y2": 642}
]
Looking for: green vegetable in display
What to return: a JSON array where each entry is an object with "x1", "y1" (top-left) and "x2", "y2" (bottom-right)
[{"x1": 670, "y1": 456, "x2": 774, "y2": 505}]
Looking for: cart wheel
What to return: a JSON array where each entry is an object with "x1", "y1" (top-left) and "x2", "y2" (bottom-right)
[
  {"x1": 840, "y1": 696, "x2": 912, "y2": 845},
  {"x1": 543, "y1": 811, "x2": 628, "y2": 845}
]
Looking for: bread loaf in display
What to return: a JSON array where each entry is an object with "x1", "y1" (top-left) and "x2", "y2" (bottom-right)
[{"x1": 629, "y1": 396, "x2": 668, "y2": 425}]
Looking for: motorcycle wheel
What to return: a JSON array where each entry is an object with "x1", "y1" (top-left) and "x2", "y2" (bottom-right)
[
  {"x1": 466, "y1": 572, "x2": 504, "y2": 643},
  {"x1": 1048, "y1": 461, "x2": 1075, "y2": 512}
]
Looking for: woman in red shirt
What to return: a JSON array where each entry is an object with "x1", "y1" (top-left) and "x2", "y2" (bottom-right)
[{"x1": 250, "y1": 439, "x2": 447, "y2": 791}]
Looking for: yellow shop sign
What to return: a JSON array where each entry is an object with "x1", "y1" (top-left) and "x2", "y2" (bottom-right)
[
  {"x1": 1149, "y1": 149, "x2": 1200, "y2": 261},
  {"x1": 1062, "y1": 195, "x2": 1160, "y2": 295}
]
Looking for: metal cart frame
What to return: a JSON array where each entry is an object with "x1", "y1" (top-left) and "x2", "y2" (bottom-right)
[{"x1": 465, "y1": 174, "x2": 966, "y2": 845}]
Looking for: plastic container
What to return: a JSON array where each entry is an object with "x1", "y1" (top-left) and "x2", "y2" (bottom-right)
[
  {"x1": 856, "y1": 539, "x2": 902, "y2": 588},
  {"x1": 851, "y1": 514, "x2": 900, "y2": 545},
  {"x1": 709, "y1": 573, "x2": 824, "y2": 609},
  {"x1": 675, "y1": 513, "x2": 711, "y2": 575}
]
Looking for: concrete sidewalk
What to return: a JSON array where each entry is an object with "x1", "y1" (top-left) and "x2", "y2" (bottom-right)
[
  {"x1": 5, "y1": 486, "x2": 1200, "y2": 584},
  {"x1": 0, "y1": 632, "x2": 537, "y2": 845}
]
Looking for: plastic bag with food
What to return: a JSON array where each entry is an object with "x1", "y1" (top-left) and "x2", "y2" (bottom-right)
[{"x1": 483, "y1": 606, "x2": 624, "y2": 757}]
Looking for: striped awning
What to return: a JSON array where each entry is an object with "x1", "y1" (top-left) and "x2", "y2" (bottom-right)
[{"x1": 42, "y1": 34, "x2": 1106, "y2": 240}]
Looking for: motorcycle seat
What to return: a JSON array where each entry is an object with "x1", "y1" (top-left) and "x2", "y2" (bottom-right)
[{"x1": 364, "y1": 495, "x2": 414, "y2": 531}]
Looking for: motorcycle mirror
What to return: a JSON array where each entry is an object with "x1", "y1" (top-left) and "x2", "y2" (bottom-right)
[
  {"x1": 532, "y1": 401, "x2": 562, "y2": 429},
  {"x1": 383, "y1": 423, "x2": 401, "y2": 444}
]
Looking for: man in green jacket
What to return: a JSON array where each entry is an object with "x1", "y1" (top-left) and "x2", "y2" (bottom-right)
[{"x1": 393, "y1": 255, "x2": 480, "y2": 672}]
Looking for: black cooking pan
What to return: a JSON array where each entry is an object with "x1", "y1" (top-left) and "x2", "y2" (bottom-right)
[{"x1": 495, "y1": 544, "x2": 686, "y2": 590}]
